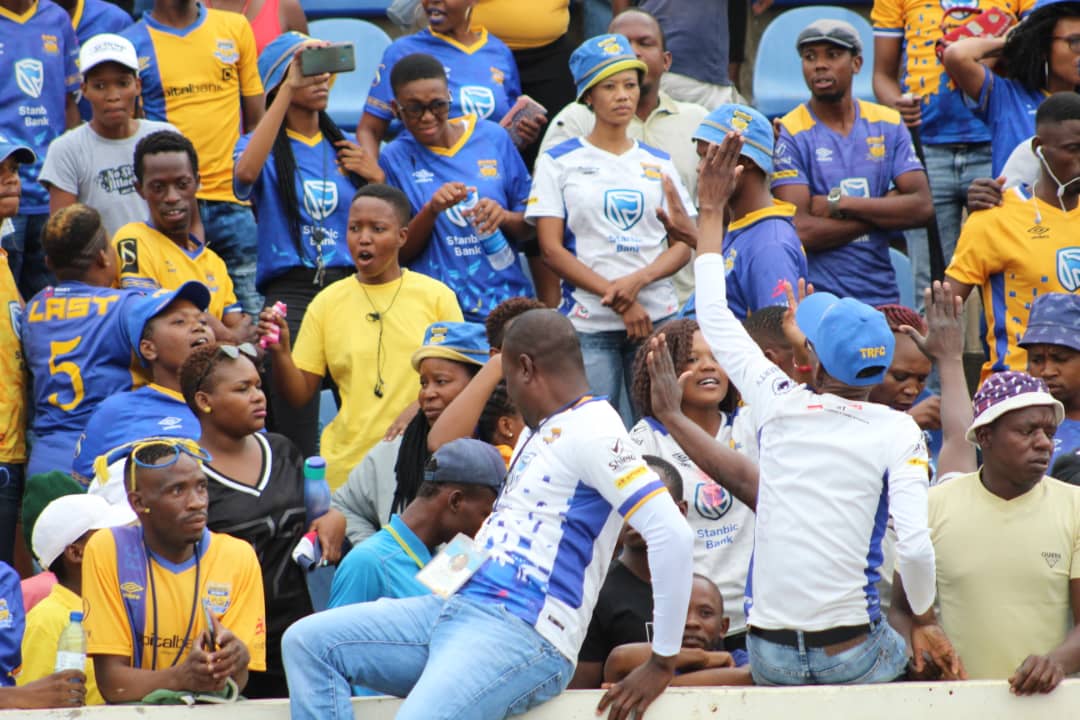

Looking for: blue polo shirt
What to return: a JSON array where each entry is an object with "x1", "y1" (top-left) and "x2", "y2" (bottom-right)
[{"x1": 327, "y1": 514, "x2": 431, "y2": 609}]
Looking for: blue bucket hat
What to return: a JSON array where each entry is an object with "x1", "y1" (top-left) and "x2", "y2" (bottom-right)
[
  {"x1": 258, "y1": 31, "x2": 311, "y2": 95},
  {"x1": 124, "y1": 281, "x2": 211, "y2": 365},
  {"x1": 570, "y1": 33, "x2": 648, "y2": 101},
  {"x1": 1019, "y1": 293, "x2": 1080, "y2": 352},
  {"x1": 411, "y1": 321, "x2": 490, "y2": 370},
  {"x1": 796, "y1": 292, "x2": 895, "y2": 386},
  {"x1": 693, "y1": 104, "x2": 775, "y2": 175},
  {"x1": 425, "y1": 438, "x2": 506, "y2": 490},
  {"x1": 0, "y1": 133, "x2": 35, "y2": 164}
]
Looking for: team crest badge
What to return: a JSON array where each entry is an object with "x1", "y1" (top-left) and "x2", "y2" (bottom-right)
[
  {"x1": 604, "y1": 190, "x2": 644, "y2": 231},
  {"x1": 694, "y1": 482, "x2": 732, "y2": 521},
  {"x1": 1057, "y1": 247, "x2": 1080, "y2": 292}
]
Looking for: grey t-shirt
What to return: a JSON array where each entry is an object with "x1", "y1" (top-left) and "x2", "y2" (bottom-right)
[{"x1": 39, "y1": 119, "x2": 177, "y2": 237}]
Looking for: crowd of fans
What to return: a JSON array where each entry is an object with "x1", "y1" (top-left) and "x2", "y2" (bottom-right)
[{"x1": 1, "y1": 0, "x2": 1079, "y2": 716}]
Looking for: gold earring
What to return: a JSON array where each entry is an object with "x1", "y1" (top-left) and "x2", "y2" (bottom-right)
[
  {"x1": 142, "y1": 508, "x2": 151, "y2": 514},
  {"x1": 203, "y1": 406, "x2": 212, "y2": 414}
]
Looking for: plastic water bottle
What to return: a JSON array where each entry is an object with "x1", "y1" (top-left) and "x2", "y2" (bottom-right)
[
  {"x1": 459, "y1": 188, "x2": 515, "y2": 271},
  {"x1": 54, "y1": 611, "x2": 86, "y2": 673},
  {"x1": 304, "y1": 456, "x2": 331, "y2": 525}
]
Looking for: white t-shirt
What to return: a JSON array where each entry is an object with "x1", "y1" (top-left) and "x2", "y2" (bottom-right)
[
  {"x1": 526, "y1": 138, "x2": 694, "y2": 331},
  {"x1": 630, "y1": 414, "x2": 757, "y2": 634},
  {"x1": 694, "y1": 253, "x2": 936, "y2": 631},
  {"x1": 38, "y1": 119, "x2": 177, "y2": 237}
]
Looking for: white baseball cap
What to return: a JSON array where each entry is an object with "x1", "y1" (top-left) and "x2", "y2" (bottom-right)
[
  {"x1": 79, "y1": 33, "x2": 140, "y2": 76},
  {"x1": 32, "y1": 494, "x2": 136, "y2": 569}
]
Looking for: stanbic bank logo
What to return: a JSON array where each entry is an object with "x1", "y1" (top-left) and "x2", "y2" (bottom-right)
[{"x1": 604, "y1": 189, "x2": 644, "y2": 232}]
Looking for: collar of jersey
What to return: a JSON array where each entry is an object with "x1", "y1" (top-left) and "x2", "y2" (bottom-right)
[
  {"x1": 146, "y1": 382, "x2": 187, "y2": 403},
  {"x1": 428, "y1": 25, "x2": 489, "y2": 55},
  {"x1": 70, "y1": 0, "x2": 85, "y2": 29},
  {"x1": 652, "y1": 91, "x2": 680, "y2": 119},
  {"x1": 144, "y1": 1, "x2": 207, "y2": 36},
  {"x1": 286, "y1": 129, "x2": 324, "y2": 147},
  {"x1": 146, "y1": 527, "x2": 212, "y2": 573},
  {"x1": 0, "y1": 0, "x2": 38, "y2": 23},
  {"x1": 727, "y1": 199, "x2": 797, "y2": 232},
  {"x1": 383, "y1": 514, "x2": 430, "y2": 570},
  {"x1": 202, "y1": 432, "x2": 271, "y2": 496},
  {"x1": 425, "y1": 114, "x2": 477, "y2": 157},
  {"x1": 49, "y1": 581, "x2": 81, "y2": 608},
  {"x1": 1011, "y1": 183, "x2": 1080, "y2": 215}
]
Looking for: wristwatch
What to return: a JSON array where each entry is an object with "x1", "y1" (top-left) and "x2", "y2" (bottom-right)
[{"x1": 827, "y1": 187, "x2": 843, "y2": 218}]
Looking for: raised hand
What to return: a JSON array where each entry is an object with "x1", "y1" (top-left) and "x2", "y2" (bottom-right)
[
  {"x1": 902, "y1": 281, "x2": 963, "y2": 363},
  {"x1": 655, "y1": 175, "x2": 698, "y2": 249}
]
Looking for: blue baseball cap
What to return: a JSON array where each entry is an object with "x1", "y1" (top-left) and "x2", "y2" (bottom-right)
[
  {"x1": 0, "y1": 133, "x2": 35, "y2": 164},
  {"x1": 411, "y1": 321, "x2": 489, "y2": 370},
  {"x1": 693, "y1": 104, "x2": 775, "y2": 175},
  {"x1": 796, "y1": 292, "x2": 895, "y2": 386},
  {"x1": 258, "y1": 31, "x2": 311, "y2": 95},
  {"x1": 1019, "y1": 293, "x2": 1080, "y2": 352},
  {"x1": 570, "y1": 33, "x2": 647, "y2": 101},
  {"x1": 124, "y1": 281, "x2": 211, "y2": 365},
  {"x1": 425, "y1": 438, "x2": 506, "y2": 490}
]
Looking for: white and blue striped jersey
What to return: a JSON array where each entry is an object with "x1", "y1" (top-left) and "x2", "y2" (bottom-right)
[{"x1": 460, "y1": 396, "x2": 687, "y2": 660}]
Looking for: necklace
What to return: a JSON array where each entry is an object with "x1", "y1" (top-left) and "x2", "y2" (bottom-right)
[{"x1": 359, "y1": 274, "x2": 406, "y2": 398}]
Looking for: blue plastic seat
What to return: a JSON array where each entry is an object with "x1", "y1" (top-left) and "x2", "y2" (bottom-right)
[
  {"x1": 308, "y1": 18, "x2": 392, "y2": 131},
  {"x1": 889, "y1": 246, "x2": 916, "y2": 309},
  {"x1": 752, "y1": 5, "x2": 876, "y2": 118},
  {"x1": 301, "y1": 0, "x2": 391, "y2": 19}
]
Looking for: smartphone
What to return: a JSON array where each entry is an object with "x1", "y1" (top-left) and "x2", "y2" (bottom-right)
[
  {"x1": 300, "y1": 43, "x2": 356, "y2": 77},
  {"x1": 202, "y1": 601, "x2": 217, "y2": 652},
  {"x1": 499, "y1": 95, "x2": 547, "y2": 148}
]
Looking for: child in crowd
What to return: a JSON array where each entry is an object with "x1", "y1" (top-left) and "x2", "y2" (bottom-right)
[
  {"x1": 260, "y1": 184, "x2": 463, "y2": 490},
  {"x1": 379, "y1": 52, "x2": 537, "y2": 322},
  {"x1": 74, "y1": 282, "x2": 212, "y2": 495},
  {"x1": 22, "y1": 205, "x2": 141, "y2": 478},
  {"x1": 331, "y1": 321, "x2": 487, "y2": 545},
  {"x1": 1019, "y1": 293, "x2": 1080, "y2": 462},
  {"x1": 603, "y1": 575, "x2": 752, "y2": 686},
  {"x1": 40, "y1": 35, "x2": 176, "y2": 238}
]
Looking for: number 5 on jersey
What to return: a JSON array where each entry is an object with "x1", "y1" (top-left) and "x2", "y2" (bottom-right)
[{"x1": 48, "y1": 336, "x2": 85, "y2": 411}]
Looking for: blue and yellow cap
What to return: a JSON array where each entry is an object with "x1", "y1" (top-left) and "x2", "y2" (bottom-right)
[
  {"x1": 693, "y1": 104, "x2": 775, "y2": 175},
  {"x1": 570, "y1": 34, "x2": 648, "y2": 101},
  {"x1": 258, "y1": 31, "x2": 312, "y2": 95},
  {"x1": 411, "y1": 321, "x2": 489, "y2": 370},
  {"x1": 796, "y1": 291, "x2": 894, "y2": 387}
]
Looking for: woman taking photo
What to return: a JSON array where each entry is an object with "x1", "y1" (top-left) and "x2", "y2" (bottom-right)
[
  {"x1": 179, "y1": 343, "x2": 346, "y2": 698},
  {"x1": 235, "y1": 33, "x2": 380, "y2": 455},
  {"x1": 526, "y1": 33, "x2": 694, "y2": 424}
]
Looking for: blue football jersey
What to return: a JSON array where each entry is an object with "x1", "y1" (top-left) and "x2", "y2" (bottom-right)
[
  {"x1": 235, "y1": 129, "x2": 357, "y2": 291},
  {"x1": 0, "y1": 0, "x2": 80, "y2": 214},
  {"x1": 380, "y1": 116, "x2": 534, "y2": 320},
  {"x1": 22, "y1": 283, "x2": 141, "y2": 476},
  {"x1": 365, "y1": 27, "x2": 520, "y2": 125}
]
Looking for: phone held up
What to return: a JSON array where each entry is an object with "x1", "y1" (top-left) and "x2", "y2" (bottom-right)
[{"x1": 300, "y1": 43, "x2": 356, "y2": 76}]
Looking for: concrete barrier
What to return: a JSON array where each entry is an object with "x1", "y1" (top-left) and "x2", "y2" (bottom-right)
[{"x1": 4, "y1": 680, "x2": 1079, "y2": 719}]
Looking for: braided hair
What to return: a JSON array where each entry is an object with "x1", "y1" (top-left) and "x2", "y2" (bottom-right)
[
  {"x1": 876, "y1": 304, "x2": 927, "y2": 335},
  {"x1": 1000, "y1": 3, "x2": 1080, "y2": 90}
]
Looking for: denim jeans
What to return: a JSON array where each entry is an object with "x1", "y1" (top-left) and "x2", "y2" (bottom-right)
[
  {"x1": 199, "y1": 200, "x2": 262, "y2": 315},
  {"x1": 0, "y1": 463, "x2": 26, "y2": 566},
  {"x1": 747, "y1": 620, "x2": 908, "y2": 686},
  {"x1": 3, "y1": 213, "x2": 54, "y2": 299},
  {"x1": 904, "y1": 142, "x2": 991, "y2": 311},
  {"x1": 578, "y1": 326, "x2": 649, "y2": 427},
  {"x1": 282, "y1": 594, "x2": 574, "y2": 720}
]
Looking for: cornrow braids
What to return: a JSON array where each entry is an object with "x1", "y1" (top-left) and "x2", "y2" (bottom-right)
[{"x1": 876, "y1": 304, "x2": 927, "y2": 335}]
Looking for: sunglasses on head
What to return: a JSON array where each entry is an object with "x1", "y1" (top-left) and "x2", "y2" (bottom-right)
[{"x1": 125, "y1": 437, "x2": 212, "y2": 492}]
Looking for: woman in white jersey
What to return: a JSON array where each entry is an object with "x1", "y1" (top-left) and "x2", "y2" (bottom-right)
[
  {"x1": 628, "y1": 318, "x2": 756, "y2": 650},
  {"x1": 526, "y1": 33, "x2": 694, "y2": 424}
]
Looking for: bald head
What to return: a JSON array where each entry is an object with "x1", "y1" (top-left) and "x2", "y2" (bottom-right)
[
  {"x1": 502, "y1": 309, "x2": 584, "y2": 376},
  {"x1": 610, "y1": 8, "x2": 666, "y2": 51}
]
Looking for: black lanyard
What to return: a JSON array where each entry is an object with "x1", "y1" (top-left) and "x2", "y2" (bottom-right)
[{"x1": 145, "y1": 541, "x2": 202, "y2": 670}]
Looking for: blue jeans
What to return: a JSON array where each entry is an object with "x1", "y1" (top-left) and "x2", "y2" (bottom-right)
[
  {"x1": 3, "y1": 213, "x2": 54, "y2": 299},
  {"x1": 748, "y1": 620, "x2": 908, "y2": 686},
  {"x1": 578, "y1": 326, "x2": 648, "y2": 427},
  {"x1": 905, "y1": 142, "x2": 991, "y2": 311},
  {"x1": 0, "y1": 463, "x2": 25, "y2": 566},
  {"x1": 199, "y1": 200, "x2": 262, "y2": 315},
  {"x1": 282, "y1": 594, "x2": 574, "y2": 720}
]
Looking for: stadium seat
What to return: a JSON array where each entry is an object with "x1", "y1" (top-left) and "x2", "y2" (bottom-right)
[
  {"x1": 308, "y1": 18, "x2": 392, "y2": 131},
  {"x1": 301, "y1": 0, "x2": 391, "y2": 19},
  {"x1": 318, "y1": 387, "x2": 338, "y2": 436},
  {"x1": 889, "y1": 246, "x2": 916, "y2": 309},
  {"x1": 752, "y1": 5, "x2": 876, "y2": 118}
]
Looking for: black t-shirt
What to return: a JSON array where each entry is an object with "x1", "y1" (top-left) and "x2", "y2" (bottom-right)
[
  {"x1": 578, "y1": 559, "x2": 653, "y2": 664},
  {"x1": 204, "y1": 432, "x2": 314, "y2": 646}
]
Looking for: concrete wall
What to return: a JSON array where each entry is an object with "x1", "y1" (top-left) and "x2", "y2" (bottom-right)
[{"x1": 5, "y1": 681, "x2": 1080, "y2": 719}]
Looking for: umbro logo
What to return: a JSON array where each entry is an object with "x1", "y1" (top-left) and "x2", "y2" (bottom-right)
[
  {"x1": 1027, "y1": 225, "x2": 1049, "y2": 235},
  {"x1": 1042, "y1": 551, "x2": 1061, "y2": 568}
]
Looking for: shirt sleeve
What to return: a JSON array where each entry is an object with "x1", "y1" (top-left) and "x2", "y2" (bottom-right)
[
  {"x1": 501, "y1": 46, "x2": 522, "y2": 106},
  {"x1": 62, "y1": 22, "x2": 80, "y2": 95},
  {"x1": 501, "y1": 133, "x2": 532, "y2": 214},
  {"x1": 945, "y1": 208, "x2": 996, "y2": 286},
  {"x1": 221, "y1": 540, "x2": 267, "y2": 672},
  {"x1": 0, "y1": 564, "x2": 24, "y2": 685},
  {"x1": 291, "y1": 292, "x2": 329, "y2": 378},
  {"x1": 235, "y1": 20, "x2": 264, "y2": 98},
  {"x1": 364, "y1": 44, "x2": 399, "y2": 121},
  {"x1": 114, "y1": 233, "x2": 162, "y2": 291},
  {"x1": 232, "y1": 133, "x2": 258, "y2": 201},
  {"x1": 770, "y1": 127, "x2": 808, "y2": 188},
  {"x1": 327, "y1": 547, "x2": 383, "y2": 608},
  {"x1": 740, "y1": 235, "x2": 803, "y2": 314},
  {"x1": 83, "y1": 532, "x2": 135, "y2": 659},
  {"x1": 37, "y1": 135, "x2": 80, "y2": 194},
  {"x1": 870, "y1": 0, "x2": 903, "y2": 34},
  {"x1": 331, "y1": 448, "x2": 385, "y2": 546},
  {"x1": 888, "y1": 121, "x2": 925, "y2": 179},
  {"x1": 885, "y1": 420, "x2": 935, "y2": 616},
  {"x1": 524, "y1": 151, "x2": 566, "y2": 222}
]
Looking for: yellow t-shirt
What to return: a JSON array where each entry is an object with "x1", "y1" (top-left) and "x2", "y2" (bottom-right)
[
  {"x1": 946, "y1": 186, "x2": 1080, "y2": 383},
  {"x1": 18, "y1": 583, "x2": 104, "y2": 705},
  {"x1": 82, "y1": 528, "x2": 267, "y2": 672},
  {"x1": 471, "y1": 0, "x2": 569, "y2": 49},
  {"x1": 292, "y1": 270, "x2": 463, "y2": 489},
  {"x1": 113, "y1": 222, "x2": 240, "y2": 320},
  {"x1": 0, "y1": 249, "x2": 25, "y2": 463},
  {"x1": 929, "y1": 472, "x2": 1080, "y2": 679}
]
